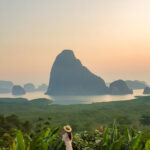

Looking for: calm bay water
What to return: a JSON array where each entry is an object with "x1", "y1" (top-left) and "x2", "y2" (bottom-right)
[{"x1": 0, "y1": 89, "x2": 149, "y2": 105}]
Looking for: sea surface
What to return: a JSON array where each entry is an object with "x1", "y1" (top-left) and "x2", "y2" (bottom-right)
[{"x1": 0, "y1": 89, "x2": 149, "y2": 105}]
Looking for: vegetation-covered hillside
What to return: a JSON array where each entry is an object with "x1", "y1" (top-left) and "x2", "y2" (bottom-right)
[
  {"x1": 1, "y1": 96, "x2": 150, "y2": 149},
  {"x1": 0, "y1": 96, "x2": 150, "y2": 131}
]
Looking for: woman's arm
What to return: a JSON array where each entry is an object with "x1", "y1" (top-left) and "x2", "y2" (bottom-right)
[{"x1": 61, "y1": 128, "x2": 63, "y2": 138}]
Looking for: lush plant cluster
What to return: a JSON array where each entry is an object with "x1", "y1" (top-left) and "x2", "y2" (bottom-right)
[
  {"x1": 72, "y1": 123, "x2": 150, "y2": 150},
  {"x1": 1, "y1": 116, "x2": 150, "y2": 150},
  {"x1": 0, "y1": 114, "x2": 32, "y2": 149}
]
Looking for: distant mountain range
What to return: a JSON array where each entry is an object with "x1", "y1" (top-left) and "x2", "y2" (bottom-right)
[
  {"x1": 0, "y1": 80, "x2": 13, "y2": 93},
  {"x1": 0, "y1": 81, "x2": 48, "y2": 94},
  {"x1": 125, "y1": 80, "x2": 148, "y2": 89},
  {"x1": 1, "y1": 50, "x2": 149, "y2": 96},
  {"x1": 107, "y1": 80, "x2": 148, "y2": 90}
]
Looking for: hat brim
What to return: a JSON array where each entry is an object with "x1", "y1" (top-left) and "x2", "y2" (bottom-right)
[{"x1": 64, "y1": 125, "x2": 72, "y2": 132}]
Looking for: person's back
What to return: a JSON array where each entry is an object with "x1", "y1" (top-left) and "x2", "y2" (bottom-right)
[
  {"x1": 62, "y1": 125, "x2": 73, "y2": 150},
  {"x1": 62, "y1": 133, "x2": 73, "y2": 150}
]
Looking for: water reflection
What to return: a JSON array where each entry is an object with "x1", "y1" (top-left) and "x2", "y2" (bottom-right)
[
  {"x1": 0, "y1": 92, "x2": 51, "y2": 100},
  {"x1": 0, "y1": 89, "x2": 149, "y2": 105},
  {"x1": 51, "y1": 89, "x2": 147, "y2": 105}
]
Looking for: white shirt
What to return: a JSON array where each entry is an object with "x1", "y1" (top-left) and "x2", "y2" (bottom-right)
[{"x1": 62, "y1": 133, "x2": 73, "y2": 150}]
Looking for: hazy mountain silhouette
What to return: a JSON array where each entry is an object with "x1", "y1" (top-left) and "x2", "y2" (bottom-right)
[
  {"x1": 125, "y1": 80, "x2": 147, "y2": 89},
  {"x1": 109, "y1": 80, "x2": 133, "y2": 95},
  {"x1": 0, "y1": 80, "x2": 14, "y2": 93},
  {"x1": 46, "y1": 50, "x2": 109, "y2": 95},
  {"x1": 37, "y1": 84, "x2": 48, "y2": 92},
  {"x1": 24, "y1": 83, "x2": 35, "y2": 92}
]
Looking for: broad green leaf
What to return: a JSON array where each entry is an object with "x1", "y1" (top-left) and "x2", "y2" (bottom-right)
[
  {"x1": 14, "y1": 130, "x2": 25, "y2": 150},
  {"x1": 145, "y1": 140, "x2": 150, "y2": 150},
  {"x1": 130, "y1": 132, "x2": 142, "y2": 150},
  {"x1": 103, "y1": 125, "x2": 110, "y2": 144},
  {"x1": 126, "y1": 128, "x2": 132, "y2": 142},
  {"x1": 109, "y1": 140, "x2": 123, "y2": 150},
  {"x1": 111, "y1": 120, "x2": 118, "y2": 142}
]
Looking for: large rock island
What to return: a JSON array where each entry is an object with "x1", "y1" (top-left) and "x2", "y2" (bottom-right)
[
  {"x1": 109, "y1": 80, "x2": 133, "y2": 95},
  {"x1": 46, "y1": 50, "x2": 109, "y2": 95}
]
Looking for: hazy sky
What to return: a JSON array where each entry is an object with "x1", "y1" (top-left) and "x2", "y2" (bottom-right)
[{"x1": 0, "y1": 0, "x2": 150, "y2": 86}]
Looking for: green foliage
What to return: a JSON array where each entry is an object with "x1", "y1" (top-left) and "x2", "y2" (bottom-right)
[
  {"x1": 72, "y1": 121, "x2": 149, "y2": 150},
  {"x1": 1, "y1": 120, "x2": 150, "y2": 150},
  {"x1": 1, "y1": 96, "x2": 150, "y2": 149},
  {"x1": 1, "y1": 96, "x2": 150, "y2": 132},
  {"x1": 0, "y1": 115, "x2": 32, "y2": 149},
  {"x1": 140, "y1": 115, "x2": 150, "y2": 126},
  {"x1": 116, "y1": 116, "x2": 131, "y2": 125},
  {"x1": 13, "y1": 130, "x2": 25, "y2": 150},
  {"x1": 145, "y1": 140, "x2": 150, "y2": 150}
]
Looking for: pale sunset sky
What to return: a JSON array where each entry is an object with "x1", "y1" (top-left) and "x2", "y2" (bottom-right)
[{"x1": 0, "y1": 0, "x2": 150, "y2": 86}]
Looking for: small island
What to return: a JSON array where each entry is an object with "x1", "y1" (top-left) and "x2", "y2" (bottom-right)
[
  {"x1": 12, "y1": 85, "x2": 26, "y2": 96},
  {"x1": 143, "y1": 87, "x2": 150, "y2": 94}
]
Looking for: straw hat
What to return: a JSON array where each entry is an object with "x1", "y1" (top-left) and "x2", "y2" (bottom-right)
[{"x1": 64, "y1": 125, "x2": 72, "y2": 132}]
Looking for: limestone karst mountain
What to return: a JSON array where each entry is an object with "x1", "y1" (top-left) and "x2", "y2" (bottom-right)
[
  {"x1": 109, "y1": 80, "x2": 133, "y2": 95},
  {"x1": 46, "y1": 50, "x2": 109, "y2": 95}
]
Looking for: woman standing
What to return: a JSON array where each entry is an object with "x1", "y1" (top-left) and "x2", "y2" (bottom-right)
[{"x1": 61, "y1": 125, "x2": 73, "y2": 150}]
